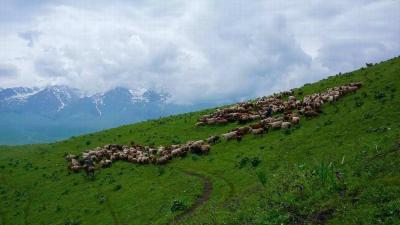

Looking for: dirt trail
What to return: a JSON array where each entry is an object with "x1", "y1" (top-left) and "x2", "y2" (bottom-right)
[
  {"x1": 95, "y1": 186, "x2": 120, "y2": 225},
  {"x1": 169, "y1": 171, "x2": 213, "y2": 224}
]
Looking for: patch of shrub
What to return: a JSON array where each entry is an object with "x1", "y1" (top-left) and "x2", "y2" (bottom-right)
[
  {"x1": 355, "y1": 99, "x2": 364, "y2": 107},
  {"x1": 363, "y1": 112, "x2": 374, "y2": 119},
  {"x1": 85, "y1": 140, "x2": 91, "y2": 146},
  {"x1": 324, "y1": 120, "x2": 333, "y2": 126},
  {"x1": 171, "y1": 200, "x2": 186, "y2": 212},
  {"x1": 98, "y1": 195, "x2": 106, "y2": 204},
  {"x1": 238, "y1": 157, "x2": 249, "y2": 169},
  {"x1": 62, "y1": 219, "x2": 81, "y2": 225},
  {"x1": 256, "y1": 171, "x2": 268, "y2": 187},
  {"x1": 251, "y1": 157, "x2": 262, "y2": 167},
  {"x1": 55, "y1": 205, "x2": 62, "y2": 212},
  {"x1": 113, "y1": 184, "x2": 122, "y2": 191},
  {"x1": 366, "y1": 127, "x2": 389, "y2": 133},
  {"x1": 374, "y1": 91, "x2": 386, "y2": 101}
]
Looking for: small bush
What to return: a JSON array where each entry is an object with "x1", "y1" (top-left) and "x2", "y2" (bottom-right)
[
  {"x1": 256, "y1": 171, "x2": 268, "y2": 187},
  {"x1": 363, "y1": 112, "x2": 374, "y2": 119},
  {"x1": 85, "y1": 140, "x2": 91, "y2": 146},
  {"x1": 62, "y1": 219, "x2": 81, "y2": 225},
  {"x1": 251, "y1": 157, "x2": 262, "y2": 167},
  {"x1": 170, "y1": 200, "x2": 186, "y2": 212},
  {"x1": 324, "y1": 120, "x2": 333, "y2": 126},
  {"x1": 374, "y1": 91, "x2": 386, "y2": 102},
  {"x1": 98, "y1": 196, "x2": 106, "y2": 204},
  {"x1": 366, "y1": 127, "x2": 389, "y2": 133},
  {"x1": 355, "y1": 99, "x2": 364, "y2": 107},
  {"x1": 238, "y1": 157, "x2": 249, "y2": 169},
  {"x1": 113, "y1": 184, "x2": 122, "y2": 191}
]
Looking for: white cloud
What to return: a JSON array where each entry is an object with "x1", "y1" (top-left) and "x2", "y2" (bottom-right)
[{"x1": 0, "y1": 0, "x2": 398, "y2": 104}]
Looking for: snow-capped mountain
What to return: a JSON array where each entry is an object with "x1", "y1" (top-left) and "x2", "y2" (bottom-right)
[
  {"x1": 0, "y1": 86, "x2": 212, "y2": 145},
  {"x1": 0, "y1": 86, "x2": 166, "y2": 115}
]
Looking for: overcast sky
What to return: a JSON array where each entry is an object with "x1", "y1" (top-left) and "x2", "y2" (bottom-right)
[{"x1": 0, "y1": 0, "x2": 399, "y2": 104}]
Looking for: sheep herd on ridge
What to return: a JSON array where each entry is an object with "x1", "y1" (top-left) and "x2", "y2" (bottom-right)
[{"x1": 66, "y1": 82, "x2": 362, "y2": 175}]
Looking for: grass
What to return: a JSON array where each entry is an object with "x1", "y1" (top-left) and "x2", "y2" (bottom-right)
[{"x1": 0, "y1": 57, "x2": 399, "y2": 225}]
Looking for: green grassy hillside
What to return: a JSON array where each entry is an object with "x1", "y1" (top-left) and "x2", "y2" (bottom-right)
[{"x1": 1, "y1": 57, "x2": 399, "y2": 225}]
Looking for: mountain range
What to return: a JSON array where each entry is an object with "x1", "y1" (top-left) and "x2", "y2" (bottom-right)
[{"x1": 0, "y1": 86, "x2": 213, "y2": 144}]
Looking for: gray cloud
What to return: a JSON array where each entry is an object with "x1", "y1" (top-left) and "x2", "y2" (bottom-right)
[
  {"x1": 18, "y1": 31, "x2": 40, "y2": 47},
  {"x1": 0, "y1": 0, "x2": 399, "y2": 104},
  {"x1": 0, "y1": 63, "x2": 18, "y2": 77}
]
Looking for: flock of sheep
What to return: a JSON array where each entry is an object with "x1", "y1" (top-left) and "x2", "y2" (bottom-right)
[
  {"x1": 66, "y1": 82, "x2": 361, "y2": 174},
  {"x1": 66, "y1": 140, "x2": 212, "y2": 175}
]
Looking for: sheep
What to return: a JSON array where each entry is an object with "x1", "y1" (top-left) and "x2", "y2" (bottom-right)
[
  {"x1": 156, "y1": 155, "x2": 171, "y2": 165},
  {"x1": 249, "y1": 114, "x2": 261, "y2": 120},
  {"x1": 251, "y1": 128, "x2": 264, "y2": 135},
  {"x1": 304, "y1": 110, "x2": 319, "y2": 117},
  {"x1": 100, "y1": 159, "x2": 112, "y2": 168},
  {"x1": 155, "y1": 146, "x2": 165, "y2": 155},
  {"x1": 189, "y1": 140, "x2": 206, "y2": 153},
  {"x1": 281, "y1": 122, "x2": 291, "y2": 129},
  {"x1": 216, "y1": 118, "x2": 229, "y2": 124},
  {"x1": 171, "y1": 148, "x2": 187, "y2": 157},
  {"x1": 269, "y1": 121, "x2": 283, "y2": 129},
  {"x1": 206, "y1": 135, "x2": 220, "y2": 144},
  {"x1": 65, "y1": 154, "x2": 77, "y2": 161},
  {"x1": 250, "y1": 123, "x2": 263, "y2": 130},
  {"x1": 206, "y1": 118, "x2": 218, "y2": 125},
  {"x1": 237, "y1": 126, "x2": 251, "y2": 134},
  {"x1": 138, "y1": 156, "x2": 150, "y2": 164},
  {"x1": 196, "y1": 122, "x2": 205, "y2": 126},
  {"x1": 200, "y1": 144, "x2": 211, "y2": 154},
  {"x1": 69, "y1": 165, "x2": 81, "y2": 173},
  {"x1": 222, "y1": 131, "x2": 237, "y2": 140},
  {"x1": 292, "y1": 116, "x2": 300, "y2": 124}
]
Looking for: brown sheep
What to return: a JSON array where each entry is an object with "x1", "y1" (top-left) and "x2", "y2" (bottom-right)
[
  {"x1": 237, "y1": 126, "x2": 251, "y2": 134},
  {"x1": 250, "y1": 123, "x2": 263, "y2": 130},
  {"x1": 292, "y1": 116, "x2": 300, "y2": 124},
  {"x1": 222, "y1": 131, "x2": 237, "y2": 140},
  {"x1": 269, "y1": 121, "x2": 283, "y2": 129},
  {"x1": 249, "y1": 114, "x2": 261, "y2": 120},
  {"x1": 251, "y1": 128, "x2": 264, "y2": 135},
  {"x1": 200, "y1": 144, "x2": 211, "y2": 154},
  {"x1": 172, "y1": 148, "x2": 186, "y2": 157},
  {"x1": 304, "y1": 110, "x2": 319, "y2": 117},
  {"x1": 206, "y1": 135, "x2": 220, "y2": 144}
]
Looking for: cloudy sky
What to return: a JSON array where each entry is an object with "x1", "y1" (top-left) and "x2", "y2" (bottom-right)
[{"x1": 0, "y1": 0, "x2": 399, "y2": 104}]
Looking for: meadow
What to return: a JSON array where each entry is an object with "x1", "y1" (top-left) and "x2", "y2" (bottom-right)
[{"x1": 0, "y1": 57, "x2": 399, "y2": 225}]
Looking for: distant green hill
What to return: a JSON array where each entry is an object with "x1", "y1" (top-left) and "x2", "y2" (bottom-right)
[{"x1": 0, "y1": 56, "x2": 399, "y2": 225}]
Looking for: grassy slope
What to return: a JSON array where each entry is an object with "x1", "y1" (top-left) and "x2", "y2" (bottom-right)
[{"x1": 0, "y1": 57, "x2": 399, "y2": 225}]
